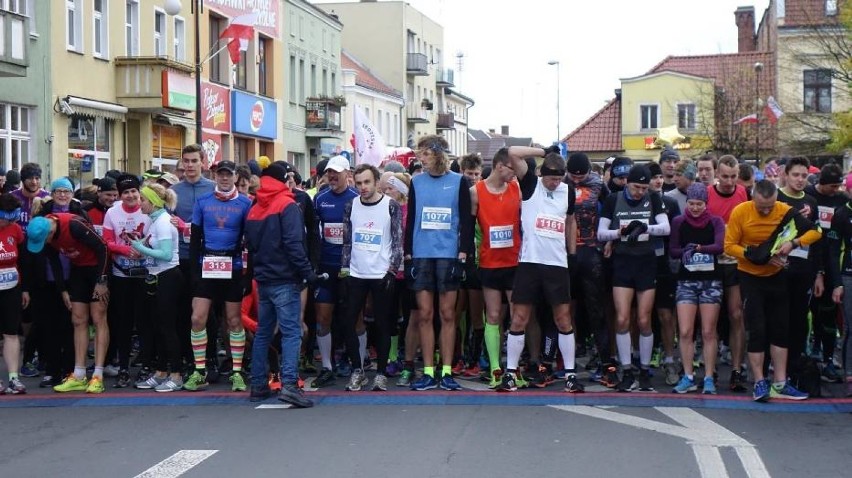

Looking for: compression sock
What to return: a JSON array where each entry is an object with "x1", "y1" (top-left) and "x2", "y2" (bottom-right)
[
  {"x1": 358, "y1": 331, "x2": 368, "y2": 365},
  {"x1": 318, "y1": 333, "x2": 333, "y2": 370},
  {"x1": 558, "y1": 330, "x2": 576, "y2": 372},
  {"x1": 485, "y1": 323, "x2": 502, "y2": 371},
  {"x1": 506, "y1": 331, "x2": 525, "y2": 372},
  {"x1": 191, "y1": 329, "x2": 207, "y2": 371},
  {"x1": 639, "y1": 333, "x2": 654, "y2": 368},
  {"x1": 616, "y1": 332, "x2": 632, "y2": 368},
  {"x1": 230, "y1": 330, "x2": 246, "y2": 372},
  {"x1": 389, "y1": 335, "x2": 399, "y2": 362}
]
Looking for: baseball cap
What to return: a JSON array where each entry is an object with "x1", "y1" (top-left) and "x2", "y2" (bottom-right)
[
  {"x1": 27, "y1": 216, "x2": 52, "y2": 253},
  {"x1": 214, "y1": 160, "x2": 237, "y2": 173},
  {"x1": 159, "y1": 172, "x2": 180, "y2": 186},
  {"x1": 143, "y1": 169, "x2": 164, "y2": 180},
  {"x1": 326, "y1": 155, "x2": 350, "y2": 173}
]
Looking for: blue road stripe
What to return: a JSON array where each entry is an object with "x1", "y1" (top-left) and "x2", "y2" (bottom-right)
[{"x1": 1, "y1": 391, "x2": 850, "y2": 413}]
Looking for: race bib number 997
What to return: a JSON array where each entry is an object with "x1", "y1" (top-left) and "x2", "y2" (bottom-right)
[{"x1": 323, "y1": 223, "x2": 345, "y2": 245}]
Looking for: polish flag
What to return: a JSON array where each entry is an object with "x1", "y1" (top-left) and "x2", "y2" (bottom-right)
[
  {"x1": 733, "y1": 113, "x2": 759, "y2": 125},
  {"x1": 219, "y1": 13, "x2": 257, "y2": 65},
  {"x1": 764, "y1": 96, "x2": 784, "y2": 124}
]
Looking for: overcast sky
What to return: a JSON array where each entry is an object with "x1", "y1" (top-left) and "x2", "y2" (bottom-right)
[{"x1": 316, "y1": 0, "x2": 771, "y2": 145}]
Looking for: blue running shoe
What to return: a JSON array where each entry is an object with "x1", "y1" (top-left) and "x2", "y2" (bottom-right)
[
  {"x1": 769, "y1": 380, "x2": 809, "y2": 400},
  {"x1": 335, "y1": 361, "x2": 352, "y2": 378},
  {"x1": 410, "y1": 374, "x2": 438, "y2": 391},
  {"x1": 440, "y1": 375, "x2": 462, "y2": 391},
  {"x1": 702, "y1": 376, "x2": 717, "y2": 395},
  {"x1": 672, "y1": 375, "x2": 697, "y2": 394},
  {"x1": 20, "y1": 362, "x2": 40, "y2": 378},
  {"x1": 753, "y1": 379, "x2": 770, "y2": 402}
]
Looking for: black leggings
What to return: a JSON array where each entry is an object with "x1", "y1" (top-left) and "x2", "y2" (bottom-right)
[
  {"x1": 30, "y1": 283, "x2": 73, "y2": 378},
  {"x1": 108, "y1": 275, "x2": 147, "y2": 370},
  {"x1": 810, "y1": 291, "x2": 838, "y2": 362},
  {"x1": 344, "y1": 277, "x2": 393, "y2": 373},
  {"x1": 146, "y1": 267, "x2": 183, "y2": 373},
  {"x1": 785, "y1": 268, "x2": 814, "y2": 359},
  {"x1": 741, "y1": 271, "x2": 790, "y2": 352},
  {"x1": 572, "y1": 246, "x2": 611, "y2": 361}
]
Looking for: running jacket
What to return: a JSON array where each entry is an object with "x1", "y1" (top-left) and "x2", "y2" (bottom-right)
[{"x1": 172, "y1": 177, "x2": 215, "y2": 259}]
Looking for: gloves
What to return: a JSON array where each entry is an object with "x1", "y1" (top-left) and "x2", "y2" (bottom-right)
[
  {"x1": 681, "y1": 243, "x2": 697, "y2": 264},
  {"x1": 625, "y1": 221, "x2": 649, "y2": 243},
  {"x1": 620, "y1": 220, "x2": 641, "y2": 237},
  {"x1": 542, "y1": 144, "x2": 561, "y2": 156},
  {"x1": 381, "y1": 272, "x2": 396, "y2": 291},
  {"x1": 305, "y1": 271, "x2": 328, "y2": 286}
]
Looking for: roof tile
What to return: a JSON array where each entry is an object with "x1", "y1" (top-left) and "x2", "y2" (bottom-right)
[
  {"x1": 341, "y1": 50, "x2": 403, "y2": 98},
  {"x1": 564, "y1": 98, "x2": 622, "y2": 152}
]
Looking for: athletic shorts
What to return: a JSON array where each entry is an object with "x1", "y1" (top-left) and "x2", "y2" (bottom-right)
[
  {"x1": 480, "y1": 266, "x2": 516, "y2": 291},
  {"x1": 68, "y1": 266, "x2": 101, "y2": 303},
  {"x1": 194, "y1": 274, "x2": 244, "y2": 303},
  {"x1": 314, "y1": 265, "x2": 341, "y2": 304},
  {"x1": 511, "y1": 263, "x2": 570, "y2": 305},
  {"x1": 676, "y1": 280, "x2": 723, "y2": 305},
  {"x1": 461, "y1": 260, "x2": 482, "y2": 290},
  {"x1": 0, "y1": 286, "x2": 22, "y2": 335},
  {"x1": 720, "y1": 263, "x2": 740, "y2": 288},
  {"x1": 612, "y1": 254, "x2": 657, "y2": 292},
  {"x1": 410, "y1": 258, "x2": 462, "y2": 293}
]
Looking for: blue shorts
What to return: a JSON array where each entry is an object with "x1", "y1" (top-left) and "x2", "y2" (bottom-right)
[
  {"x1": 410, "y1": 258, "x2": 462, "y2": 293},
  {"x1": 676, "y1": 280, "x2": 723, "y2": 306}
]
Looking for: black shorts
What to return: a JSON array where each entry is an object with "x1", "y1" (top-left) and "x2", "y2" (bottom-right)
[
  {"x1": 511, "y1": 263, "x2": 570, "y2": 305},
  {"x1": 411, "y1": 258, "x2": 462, "y2": 293},
  {"x1": 654, "y1": 256, "x2": 675, "y2": 309},
  {"x1": 720, "y1": 263, "x2": 740, "y2": 288},
  {"x1": 461, "y1": 261, "x2": 482, "y2": 290},
  {"x1": 612, "y1": 254, "x2": 657, "y2": 292},
  {"x1": 314, "y1": 265, "x2": 341, "y2": 304},
  {"x1": 480, "y1": 266, "x2": 516, "y2": 291},
  {"x1": 68, "y1": 266, "x2": 101, "y2": 303},
  {"x1": 194, "y1": 274, "x2": 244, "y2": 303},
  {"x1": 0, "y1": 286, "x2": 21, "y2": 335}
]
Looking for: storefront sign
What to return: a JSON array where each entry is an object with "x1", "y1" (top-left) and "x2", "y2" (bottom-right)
[
  {"x1": 201, "y1": 81, "x2": 231, "y2": 133},
  {"x1": 231, "y1": 90, "x2": 277, "y2": 139},
  {"x1": 162, "y1": 71, "x2": 195, "y2": 111},
  {"x1": 207, "y1": 0, "x2": 280, "y2": 38}
]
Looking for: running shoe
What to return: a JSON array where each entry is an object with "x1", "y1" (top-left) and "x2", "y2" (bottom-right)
[
  {"x1": 335, "y1": 361, "x2": 352, "y2": 378},
  {"x1": 250, "y1": 384, "x2": 272, "y2": 402},
  {"x1": 753, "y1": 378, "x2": 770, "y2": 402},
  {"x1": 136, "y1": 367, "x2": 154, "y2": 384},
  {"x1": 103, "y1": 364, "x2": 120, "y2": 377},
  {"x1": 278, "y1": 383, "x2": 313, "y2": 408},
  {"x1": 299, "y1": 355, "x2": 318, "y2": 374},
  {"x1": 589, "y1": 364, "x2": 603, "y2": 383},
  {"x1": 702, "y1": 376, "x2": 717, "y2": 395},
  {"x1": 770, "y1": 380, "x2": 809, "y2": 400},
  {"x1": 515, "y1": 373, "x2": 530, "y2": 389},
  {"x1": 372, "y1": 374, "x2": 388, "y2": 391},
  {"x1": 114, "y1": 370, "x2": 131, "y2": 389},
  {"x1": 53, "y1": 375, "x2": 88, "y2": 393},
  {"x1": 155, "y1": 378, "x2": 183, "y2": 392},
  {"x1": 385, "y1": 360, "x2": 403, "y2": 378},
  {"x1": 183, "y1": 370, "x2": 209, "y2": 392},
  {"x1": 530, "y1": 364, "x2": 555, "y2": 388},
  {"x1": 40, "y1": 375, "x2": 60, "y2": 388},
  {"x1": 136, "y1": 375, "x2": 166, "y2": 390},
  {"x1": 19, "y1": 362, "x2": 39, "y2": 378},
  {"x1": 663, "y1": 362, "x2": 680, "y2": 386},
  {"x1": 462, "y1": 364, "x2": 481, "y2": 378},
  {"x1": 345, "y1": 369, "x2": 369, "y2": 391},
  {"x1": 86, "y1": 377, "x2": 105, "y2": 394},
  {"x1": 496, "y1": 372, "x2": 518, "y2": 393},
  {"x1": 268, "y1": 372, "x2": 282, "y2": 392},
  {"x1": 229, "y1": 372, "x2": 247, "y2": 392},
  {"x1": 4, "y1": 377, "x2": 26, "y2": 395},
  {"x1": 410, "y1": 374, "x2": 438, "y2": 391},
  {"x1": 820, "y1": 363, "x2": 843, "y2": 383},
  {"x1": 601, "y1": 364, "x2": 620, "y2": 388},
  {"x1": 440, "y1": 375, "x2": 461, "y2": 391},
  {"x1": 564, "y1": 374, "x2": 584, "y2": 393},
  {"x1": 451, "y1": 360, "x2": 466, "y2": 376},
  {"x1": 396, "y1": 369, "x2": 414, "y2": 387},
  {"x1": 730, "y1": 370, "x2": 747, "y2": 392},
  {"x1": 650, "y1": 349, "x2": 661, "y2": 368},
  {"x1": 616, "y1": 370, "x2": 637, "y2": 392},
  {"x1": 312, "y1": 368, "x2": 336, "y2": 388},
  {"x1": 637, "y1": 368, "x2": 655, "y2": 392},
  {"x1": 673, "y1": 375, "x2": 697, "y2": 394}
]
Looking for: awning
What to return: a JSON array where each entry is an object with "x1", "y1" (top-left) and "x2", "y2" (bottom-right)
[
  {"x1": 64, "y1": 95, "x2": 128, "y2": 121},
  {"x1": 155, "y1": 113, "x2": 196, "y2": 131}
]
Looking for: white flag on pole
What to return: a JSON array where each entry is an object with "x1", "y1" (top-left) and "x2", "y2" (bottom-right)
[{"x1": 354, "y1": 106, "x2": 385, "y2": 166}]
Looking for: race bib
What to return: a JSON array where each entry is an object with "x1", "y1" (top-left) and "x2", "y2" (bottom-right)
[
  {"x1": 534, "y1": 214, "x2": 565, "y2": 239},
  {"x1": 353, "y1": 228, "x2": 382, "y2": 252},
  {"x1": 182, "y1": 225, "x2": 191, "y2": 244},
  {"x1": 620, "y1": 218, "x2": 649, "y2": 242},
  {"x1": 421, "y1": 207, "x2": 452, "y2": 230},
  {"x1": 116, "y1": 256, "x2": 144, "y2": 269},
  {"x1": 818, "y1": 205, "x2": 834, "y2": 229},
  {"x1": 323, "y1": 222, "x2": 344, "y2": 245},
  {"x1": 94, "y1": 225, "x2": 104, "y2": 237},
  {"x1": 202, "y1": 256, "x2": 232, "y2": 279},
  {"x1": 789, "y1": 245, "x2": 809, "y2": 260},
  {"x1": 683, "y1": 252, "x2": 715, "y2": 272},
  {"x1": 489, "y1": 225, "x2": 514, "y2": 248},
  {"x1": 717, "y1": 253, "x2": 738, "y2": 265},
  {"x1": 0, "y1": 267, "x2": 18, "y2": 291}
]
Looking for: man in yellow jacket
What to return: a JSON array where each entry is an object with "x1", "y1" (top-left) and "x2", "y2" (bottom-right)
[{"x1": 724, "y1": 179, "x2": 821, "y2": 403}]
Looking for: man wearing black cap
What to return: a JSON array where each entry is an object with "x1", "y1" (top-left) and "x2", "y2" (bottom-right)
[
  {"x1": 11, "y1": 163, "x2": 48, "y2": 229},
  {"x1": 659, "y1": 148, "x2": 680, "y2": 193},
  {"x1": 598, "y1": 164, "x2": 671, "y2": 392},
  {"x1": 83, "y1": 178, "x2": 119, "y2": 232},
  {"x1": 607, "y1": 156, "x2": 633, "y2": 193}
]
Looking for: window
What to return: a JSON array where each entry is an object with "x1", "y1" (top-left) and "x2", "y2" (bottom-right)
[
  {"x1": 331, "y1": 72, "x2": 336, "y2": 96},
  {"x1": 322, "y1": 68, "x2": 327, "y2": 96},
  {"x1": 322, "y1": 29, "x2": 326, "y2": 52},
  {"x1": 289, "y1": 13, "x2": 295, "y2": 37},
  {"x1": 174, "y1": 17, "x2": 185, "y2": 61},
  {"x1": 125, "y1": 0, "x2": 139, "y2": 56},
  {"x1": 640, "y1": 105, "x2": 658, "y2": 130},
  {"x1": 385, "y1": 112, "x2": 390, "y2": 140},
  {"x1": 93, "y1": 0, "x2": 108, "y2": 58},
  {"x1": 289, "y1": 55, "x2": 297, "y2": 103},
  {"x1": 4, "y1": 0, "x2": 27, "y2": 15},
  {"x1": 804, "y1": 69, "x2": 832, "y2": 113},
  {"x1": 310, "y1": 64, "x2": 317, "y2": 96},
  {"x1": 0, "y1": 104, "x2": 31, "y2": 172},
  {"x1": 258, "y1": 37, "x2": 270, "y2": 96},
  {"x1": 299, "y1": 15, "x2": 303, "y2": 40},
  {"x1": 677, "y1": 104, "x2": 696, "y2": 130},
  {"x1": 154, "y1": 9, "x2": 166, "y2": 57},
  {"x1": 208, "y1": 15, "x2": 225, "y2": 83},
  {"x1": 826, "y1": 0, "x2": 838, "y2": 15},
  {"x1": 234, "y1": 44, "x2": 248, "y2": 90},
  {"x1": 66, "y1": 0, "x2": 82, "y2": 52},
  {"x1": 378, "y1": 110, "x2": 383, "y2": 136},
  {"x1": 299, "y1": 59, "x2": 305, "y2": 103},
  {"x1": 234, "y1": 138, "x2": 249, "y2": 164},
  {"x1": 393, "y1": 114, "x2": 398, "y2": 144},
  {"x1": 68, "y1": 116, "x2": 110, "y2": 188}
]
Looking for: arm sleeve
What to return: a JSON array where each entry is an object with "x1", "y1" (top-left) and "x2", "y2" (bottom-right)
[
  {"x1": 280, "y1": 204, "x2": 314, "y2": 280},
  {"x1": 703, "y1": 216, "x2": 727, "y2": 256},
  {"x1": 69, "y1": 219, "x2": 109, "y2": 277},
  {"x1": 389, "y1": 199, "x2": 404, "y2": 273},
  {"x1": 340, "y1": 200, "x2": 353, "y2": 269},
  {"x1": 133, "y1": 239, "x2": 174, "y2": 262},
  {"x1": 458, "y1": 176, "x2": 474, "y2": 255},
  {"x1": 794, "y1": 210, "x2": 822, "y2": 247},
  {"x1": 404, "y1": 185, "x2": 417, "y2": 256},
  {"x1": 647, "y1": 213, "x2": 670, "y2": 236},
  {"x1": 597, "y1": 196, "x2": 620, "y2": 242},
  {"x1": 669, "y1": 217, "x2": 683, "y2": 259},
  {"x1": 519, "y1": 159, "x2": 538, "y2": 200}
]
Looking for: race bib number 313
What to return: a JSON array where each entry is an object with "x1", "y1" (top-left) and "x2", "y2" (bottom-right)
[
  {"x1": 421, "y1": 207, "x2": 452, "y2": 230},
  {"x1": 202, "y1": 256, "x2": 232, "y2": 279}
]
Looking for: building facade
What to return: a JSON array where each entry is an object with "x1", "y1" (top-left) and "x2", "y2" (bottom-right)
[{"x1": 442, "y1": 87, "x2": 474, "y2": 157}]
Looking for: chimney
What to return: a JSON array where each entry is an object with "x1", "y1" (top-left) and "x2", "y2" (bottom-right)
[
  {"x1": 735, "y1": 6, "x2": 756, "y2": 52},
  {"x1": 501, "y1": 125, "x2": 509, "y2": 136}
]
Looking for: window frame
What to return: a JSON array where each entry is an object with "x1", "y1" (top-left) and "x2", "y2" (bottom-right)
[
  {"x1": 0, "y1": 103, "x2": 32, "y2": 172},
  {"x1": 153, "y1": 7, "x2": 166, "y2": 57},
  {"x1": 677, "y1": 103, "x2": 696, "y2": 131},
  {"x1": 826, "y1": 0, "x2": 838, "y2": 16},
  {"x1": 174, "y1": 16, "x2": 185, "y2": 61},
  {"x1": 125, "y1": 0, "x2": 140, "y2": 56},
  {"x1": 66, "y1": 0, "x2": 83, "y2": 53},
  {"x1": 803, "y1": 69, "x2": 832, "y2": 113},
  {"x1": 92, "y1": 0, "x2": 108, "y2": 59},
  {"x1": 640, "y1": 104, "x2": 659, "y2": 131}
]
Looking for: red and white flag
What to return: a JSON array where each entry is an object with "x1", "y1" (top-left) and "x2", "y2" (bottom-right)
[
  {"x1": 354, "y1": 106, "x2": 385, "y2": 166},
  {"x1": 764, "y1": 96, "x2": 784, "y2": 124},
  {"x1": 219, "y1": 13, "x2": 257, "y2": 64},
  {"x1": 733, "y1": 113, "x2": 759, "y2": 125}
]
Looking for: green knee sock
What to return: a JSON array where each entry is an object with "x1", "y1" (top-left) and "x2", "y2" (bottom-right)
[
  {"x1": 389, "y1": 335, "x2": 399, "y2": 362},
  {"x1": 484, "y1": 323, "x2": 502, "y2": 372}
]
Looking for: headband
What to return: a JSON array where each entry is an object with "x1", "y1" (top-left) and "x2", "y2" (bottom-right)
[
  {"x1": 141, "y1": 186, "x2": 165, "y2": 208},
  {"x1": 612, "y1": 164, "x2": 631, "y2": 178},
  {"x1": 0, "y1": 207, "x2": 21, "y2": 222},
  {"x1": 540, "y1": 165, "x2": 566, "y2": 177},
  {"x1": 386, "y1": 176, "x2": 409, "y2": 196}
]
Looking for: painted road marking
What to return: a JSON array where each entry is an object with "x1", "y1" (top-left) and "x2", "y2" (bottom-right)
[
  {"x1": 255, "y1": 404, "x2": 293, "y2": 409},
  {"x1": 134, "y1": 450, "x2": 218, "y2": 478},
  {"x1": 551, "y1": 405, "x2": 771, "y2": 478}
]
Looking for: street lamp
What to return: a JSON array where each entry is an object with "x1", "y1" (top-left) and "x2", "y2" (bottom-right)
[
  {"x1": 164, "y1": 0, "x2": 203, "y2": 145},
  {"x1": 547, "y1": 60, "x2": 560, "y2": 142},
  {"x1": 754, "y1": 61, "x2": 763, "y2": 165}
]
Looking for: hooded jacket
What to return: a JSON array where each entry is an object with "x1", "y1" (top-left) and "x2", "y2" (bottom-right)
[{"x1": 245, "y1": 176, "x2": 313, "y2": 284}]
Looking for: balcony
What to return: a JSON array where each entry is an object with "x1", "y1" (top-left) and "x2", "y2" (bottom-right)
[
  {"x1": 436, "y1": 112, "x2": 455, "y2": 130},
  {"x1": 114, "y1": 56, "x2": 195, "y2": 112},
  {"x1": 305, "y1": 97, "x2": 344, "y2": 138},
  {"x1": 0, "y1": 10, "x2": 28, "y2": 77},
  {"x1": 406, "y1": 53, "x2": 428, "y2": 76},
  {"x1": 436, "y1": 68, "x2": 454, "y2": 87},
  {"x1": 406, "y1": 104, "x2": 429, "y2": 123}
]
